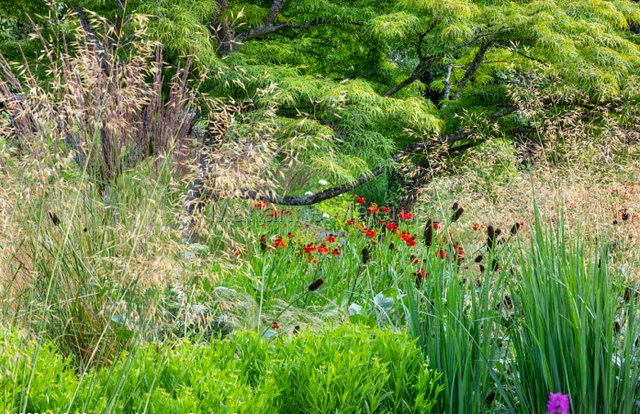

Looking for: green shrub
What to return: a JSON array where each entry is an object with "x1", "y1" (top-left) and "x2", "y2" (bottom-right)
[{"x1": 2, "y1": 325, "x2": 441, "y2": 413}]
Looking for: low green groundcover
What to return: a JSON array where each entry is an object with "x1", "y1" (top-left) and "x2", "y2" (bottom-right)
[{"x1": 2, "y1": 325, "x2": 441, "y2": 413}]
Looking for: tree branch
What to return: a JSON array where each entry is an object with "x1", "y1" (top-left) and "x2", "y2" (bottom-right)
[
  {"x1": 263, "y1": 0, "x2": 289, "y2": 26},
  {"x1": 452, "y1": 41, "x2": 493, "y2": 100},
  {"x1": 239, "y1": 106, "x2": 519, "y2": 206}
]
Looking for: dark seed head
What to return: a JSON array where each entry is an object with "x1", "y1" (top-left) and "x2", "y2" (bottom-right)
[
  {"x1": 624, "y1": 286, "x2": 632, "y2": 302},
  {"x1": 614, "y1": 320, "x2": 621, "y2": 333},
  {"x1": 613, "y1": 219, "x2": 618, "y2": 225},
  {"x1": 424, "y1": 219, "x2": 433, "y2": 247},
  {"x1": 260, "y1": 235, "x2": 268, "y2": 251},
  {"x1": 485, "y1": 391, "x2": 496, "y2": 405},
  {"x1": 504, "y1": 295, "x2": 512, "y2": 309},
  {"x1": 491, "y1": 259, "x2": 499, "y2": 272},
  {"x1": 48, "y1": 211, "x2": 60, "y2": 226},
  {"x1": 83, "y1": 227, "x2": 88, "y2": 232},
  {"x1": 308, "y1": 278, "x2": 324, "y2": 291},
  {"x1": 361, "y1": 247, "x2": 370, "y2": 264},
  {"x1": 474, "y1": 254, "x2": 483, "y2": 263},
  {"x1": 293, "y1": 325, "x2": 300, "y2": 334},
  {"x1": 495, "y1": 228, "x2": 502, "y2": 237},
  {"x1": 622, "y1": 209, "x2": 630, "y2": 221},
  {"x1": 479, "y1": 264, "x2": 485, "y2": 273},
  {"x1": 452, "y1": 207, "x2": 464, "y2": 222},
  {"x1": 452, "y1": 202, "x2": 459, "y2": 211},
  {"x1": 389, "y1": 242, "x2": 396, "y2": 250},
  {"x1": 415, "y1": 274, "x2": 423, "y2": 288},
  {"x1": 487, "y1": 226, "x2": 495, "y2": 250},
  {"x1": 510, "y1": 222, "x2": 521, "y2": 235}
]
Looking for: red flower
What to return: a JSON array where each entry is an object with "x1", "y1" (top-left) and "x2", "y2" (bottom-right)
[
  {"x1": 272, "y1": 324, "x2": 280, "y2": 329},
  {"x1": 406, "y1": 239, "x2": 417, "y2": 247},
  {"x1": 356, "y1": 197, "x2": 366, "y2": 204},
  {"x1": 267, "y1": 209, "x2": 281, "y2": 217},
  {"x1": 256, "y1": 200, "x2": 269, "y2": 210},
  {"x1": 436, "y1": 249, "x2": 445, "y2": 260},
  {"x1": 331, "y1": 249, "x2": 341, "y2": 255},
  {"x1": 287, "y1": 232, "x2": 295, "y2": 238},
  {"x1": 472, "y1": 223, "x2": 479, "y2": 231},
  {"x1": 274, "y1": 237, "x2": 287, "y2": 248},
  {"x1": 382, "y1": 206, "x2": 391, "y2": 212},
  {"x1": 317, "y1": 243, "x2": 329, "y2": 254},
  {"x1": 398, "y1": 211, "x2": 413, "y2": 220},
  {"x1": 367, "y1": 203, "x2": 379, "y2": 214},
  {"x1": 326, "y1": 235, "x2": 336, "y2": 243},
  {"x1": 303, "y1": 244, "x2": 316, "y2": 253},
  {"x1": 433, "y1": 221, "x2": 441, "y2": 230},
  {"x1": 283, "y1": 211, "x2": 292, "y2": 216},
  {"x1": 386, "y1": 223, "x2": 397, "y2": 230}
]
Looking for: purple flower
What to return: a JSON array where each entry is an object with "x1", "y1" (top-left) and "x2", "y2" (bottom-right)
[{"x1": 546, "y1": 392, "x2": 569, "y2": 414}]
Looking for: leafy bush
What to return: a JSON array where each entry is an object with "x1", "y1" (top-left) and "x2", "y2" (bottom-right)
[{"x1": 2, "y1": 325, "x2": 442, "y2": 413}]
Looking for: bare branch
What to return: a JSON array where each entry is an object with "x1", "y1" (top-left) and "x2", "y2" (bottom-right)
[
  {"x1": 263, "y1": 0, "x2": 289, "y2": 26},
  {"x1": 452, "y1": 41, "x2": 493, "y2": 100}
]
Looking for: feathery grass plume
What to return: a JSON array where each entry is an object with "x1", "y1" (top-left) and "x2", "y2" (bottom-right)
[
  {"x1": 474, "y1": 254, "x2": 483, "y2": 263},
  {"x1": 486, "y1": 225, "x2": 495, "y2": 250},
  {"x1": 424, "y1": 219, "x2": 433, "y2": 247},
  {"x1": 452, "y1": 207, "x2": 464, "y2": 222},
  {"x1": 308, "y1": 278, "x2": 324, "y2": 291},
  {"x1": 48, "y1": 211, "x2": 60, "y2": 226},
  {"x1": 361, "y1": 246, "x2": 370, "y2": 264},
  {"x1": 510, "y1": 222, "x2": 521, "y2": 235},
  {"x1": 260, "y1": 235, "x2": 268, "y2": 251}
]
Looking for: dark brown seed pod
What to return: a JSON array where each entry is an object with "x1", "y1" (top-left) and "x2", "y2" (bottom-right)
[
  {"x1": 485, "y1": 391, "x2": 496, "y2": 406},
  {"x1": 475, "y1": 254, "x2": 483, "y2": 263},
  {"x1": 624, "y1": 286, "x2": 632, "y2": 302},
  {"x1": 452, "y1": 207, "x2": 464, "y2": 222},
  {"x1": 308, "y1": 278, "x2": 324, "y2": 291},
  {"x1": 510, "y1": 222, "x2": 521, "y2": 235},
  {"x1": 504, "y1": 295, "x2": 512, "y2": 309},
  {"x1": 361, "y1": 247, "x2": 370, "y2": 264},
  {"x1": 48, "y1": 211, "x2": 60, "y2": 226},
  {"x1": 479, "y1": 264, "x2": 485, "y2": 273},
  {"x1": 83, "y1": 227, "x2": 88, "y2": 232},
  {"x1": 293, "y1": 325, "x2": 301, "y2": 335},
  {"x1": 491, "y1": 259, "x2": 499, "y2": 272},
  {"x1": 622, "y1": 209, "x2": 630, "y2": 221},
  {"x1": 495, "y1": 228, "x2": 502, "y2": 237},
  {"x1": 260, "y1": 235, "x2": 268, "y2": 251},
  {"x1": 424, "y1": 219, "x2": 433, "y2": 247},
  {"x1": 389, "y1": 242, "x2": 396, "y2": 250},
  {"x1": 415, "y1": 274, "x2": 423, "y2": 288},
  {"x1": 452, "y1": 202, "x2": 459, "y2": 211},
  {"x1": 614, "y1": 320, "x2": 621, "y2": 333},
  {"x1": 487, "y1": 226, "x2": 495, "y2": 250},
  {"x1": 613, "y1": 220, "x2": 618, "y2": 225},
  {"x1": 476, "y1": 279, "x2": 482, "y2": 288}
]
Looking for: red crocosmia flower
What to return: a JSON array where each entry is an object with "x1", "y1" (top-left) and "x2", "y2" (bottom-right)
[
  {"x1": 398, "y1": 211, "x2": 413, "y2": 220},
  {"x1": 287, "y1": 232, "x2": 295, "y2": 238},
  {"x1": 331, "y1": 249, "x2": 341, "y2": 255},
  {"x1": 433, "y1": 221, "x2": 442, "y2": 230},
  {"x1": 382, "y1": 206, "x2": 391, "y2": 212},
  {"x1": 326, "y1": 235, "x2": 336, "y2": 243},
  {"x1": 256, "y1": 200, "x2": 269, "y2": 210},
  {"x1": 272, "y1": 324, "x2": 280, "y2": 329}
]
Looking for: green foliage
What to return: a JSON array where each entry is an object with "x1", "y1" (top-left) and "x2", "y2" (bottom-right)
[
  {"x1": 510, "y1": 211, "x2": 640, "y2": 414},
  {"x1": 2, "y1": 325, "x2": 442, "y2": 413}
]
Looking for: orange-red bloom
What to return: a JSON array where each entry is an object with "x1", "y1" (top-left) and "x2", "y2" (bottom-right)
[
  {"x1": 367, "y1": 203, "x2": 379, "y2": 214},
  {"x1": 356, "y1": 197, "x2": 365, "y2": 204},
  {"x1": 398, "y1": 211, "x2": 413, "y2": 220},
  {"x1": 331, "y1": 249, "x2": 341, "y2": 255},
  {"x1": 382, "y1": 206, "x2": 391, "y2": 212},
  {"x1": 326, "y1": 235, "x2": 336, "y2": 242},
  {"x1": 256, "y1": 200, "x2": 269, "y2": 210}
]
